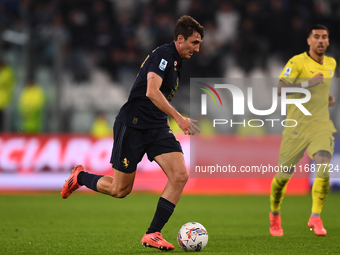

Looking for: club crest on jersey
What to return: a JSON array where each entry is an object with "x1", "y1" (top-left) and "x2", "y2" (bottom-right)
[
  {"x1": 328, "y1": 69, "x2": 333, "y2": 77},
  {"x1": 283, "y1": 67, "x2": 291, "y2": 77},
  {"x1": 174, "y1": 61, "x2": 178, "y2": 66},
  {"x1": 159, "y1": 58, "x2": 168, "y2": 71}
]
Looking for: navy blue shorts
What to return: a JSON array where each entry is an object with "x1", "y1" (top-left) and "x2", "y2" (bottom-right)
[{"x1": 110, "y1": 121, "x2": 183, "y2": 173}]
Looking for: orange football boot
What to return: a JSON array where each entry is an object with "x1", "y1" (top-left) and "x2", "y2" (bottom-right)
[
  {"x1": 308, "y1": 216, "x2": 327, "y2": 236},
  {"x1": 269, "y1": 212, "x2": 283, "y2": 236},
  {"x1": 61, "y1": 165, "x2": 86, "y2": 199},
  {"x1": 141, "y1": 232, "x2": 175, "y2": 251}
]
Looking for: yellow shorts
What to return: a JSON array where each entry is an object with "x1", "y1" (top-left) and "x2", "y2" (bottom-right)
[{"x1": 278, "y1": 132, "x2": 335, "y2": 167}]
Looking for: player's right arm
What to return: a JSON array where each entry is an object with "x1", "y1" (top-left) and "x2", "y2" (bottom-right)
[
  {"x1": 277, "y1": 72, "x2": 324, "y2": 96},
  {"x1": 277, "y1": 57, "x2": 323, "y2": 96}
]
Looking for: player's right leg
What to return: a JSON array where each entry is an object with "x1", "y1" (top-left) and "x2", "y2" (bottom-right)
[
  {"x1": 61, "y1": 165, "x2": 86, "y2": 199},
  {"x1": 61, "y1": 166, "x2": 136, "y2": 199},
  {"x1": 269, "y1": 171, "x2": 292, "y2": 236},
  {"x1": 269, "y1": 136, "x2": 305, "y2": 236},
  {"x1": 62, "y1": 121, "x2": 140, "y2": 199},
  {"x1": 96, "y1": 168, "x2": 136, "y2": 198}
]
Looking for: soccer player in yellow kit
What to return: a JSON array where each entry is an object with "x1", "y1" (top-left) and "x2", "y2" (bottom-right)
[{"x1": 269, "y1": 25, "x2": 337, "y2": 236}]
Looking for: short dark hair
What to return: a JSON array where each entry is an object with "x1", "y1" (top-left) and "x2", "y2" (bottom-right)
[
  {"x1": 308, "y1": 24, "x2": 329, "y2": 37},
  {"x1": 173, "y1": 15, "x2": 204, "y2": 41}
]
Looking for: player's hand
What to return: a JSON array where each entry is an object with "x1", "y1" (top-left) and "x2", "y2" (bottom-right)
[
  {"x1": 329, "y1": 94, "x2": 336, "y2": 107},
  {"x1": 177, "y1": 117, "x2": 200, "y2": 135},
  {"x1": 189, "y1": 119, "x2": 200, "y2": 136},
  {"x1": 308, "y1": 72, "x2": 323, "y2": 87}
]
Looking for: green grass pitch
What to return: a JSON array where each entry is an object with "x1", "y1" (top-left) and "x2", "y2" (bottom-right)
[{"x1": 1, "y1": 193, "x2": 340, "y2": 254}]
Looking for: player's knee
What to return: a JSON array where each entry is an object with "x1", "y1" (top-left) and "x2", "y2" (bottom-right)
[
  {"x1": 173, "y1": 170, "x2": 189, "y2": 186},
  {"x1": 315, "y1": 170, "x2": 330, "y2": 179}
]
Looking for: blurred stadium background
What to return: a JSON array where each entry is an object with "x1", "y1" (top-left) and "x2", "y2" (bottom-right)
[{"x1": 1, "y1": 0, "x2": 340, "y2": 194}]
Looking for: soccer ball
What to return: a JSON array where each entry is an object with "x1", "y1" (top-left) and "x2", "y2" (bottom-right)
[{"x1": 177, "y1": 222, "x2": 208, "y2": 251}]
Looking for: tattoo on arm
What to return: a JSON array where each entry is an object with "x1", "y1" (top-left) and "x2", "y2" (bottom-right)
[{"x1": 317, "y1": 151, "x2": 331, "y2": 158}]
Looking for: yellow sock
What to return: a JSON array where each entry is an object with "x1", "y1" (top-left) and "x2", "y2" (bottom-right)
[
  {"x1": 312, "y1": 164, "x2": 330, "y2": 214},
  {"x1": 270, "y1": 172, "x2": 291, "y2": 213}
]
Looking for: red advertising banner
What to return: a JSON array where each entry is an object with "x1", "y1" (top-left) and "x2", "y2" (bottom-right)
[{"x1": 0, "y1": 133, "x2": 309, "y2": 194}]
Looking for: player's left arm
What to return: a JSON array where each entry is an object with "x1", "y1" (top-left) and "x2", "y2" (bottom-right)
[
  {"x1": 328, "y1": 58, "x2": 337, "y2": 107},
  {"x1": 146, "y1": 72, "x2": 200, "y2": 135},
  {"x1": 329, "y1": 94, "x2": 336, "y2": 107}
]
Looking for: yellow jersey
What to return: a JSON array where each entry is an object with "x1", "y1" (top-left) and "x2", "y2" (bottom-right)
[{"x1": 279, "y1": 52, "x2": 337, "y2": 137}]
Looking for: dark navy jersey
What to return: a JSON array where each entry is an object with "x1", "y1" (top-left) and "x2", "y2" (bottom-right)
[{"x1": 116, "y1": 41, "x2": 183, "y2": 129}]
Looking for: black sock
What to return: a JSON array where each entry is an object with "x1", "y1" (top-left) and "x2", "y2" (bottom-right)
[
  {"x1": 146, "y1": 197, "x2": 175, "y2": 234},
  {"x1": 77, "y1": 172, "x2": 103, "y2": 192}
]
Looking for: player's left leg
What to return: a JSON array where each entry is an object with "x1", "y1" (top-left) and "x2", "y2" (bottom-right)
[
  {"x1": 311, "y1": 150, "x2": 331, "y2": 216},
  {"x1": 307, "y1": 133, "x2": 334, "y2": 236},
  {"x1": 141, "y1": 151, "x2": 188, "y2": 250},
  {"x1": 308, "y1": 150, "x2": 331, "y2": 236},
  {"x1": 140, "y1": 127, "x2": 185, "y2": 250},
  {"x1": 154, "y1": 151, "x2": 188, "y2": 205}
]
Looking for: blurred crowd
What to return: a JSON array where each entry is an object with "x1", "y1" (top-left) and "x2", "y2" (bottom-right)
[
  {"x1": 1, "y1": 0, "x2": 340, "y2": 82},
  {"x1": 1, "y1": 0, "x2": 340, "y2": 133}
]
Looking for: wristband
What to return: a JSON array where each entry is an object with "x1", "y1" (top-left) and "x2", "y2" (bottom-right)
[{"x1": 301, "y1": 81, "x2": 309, "y2": 88}]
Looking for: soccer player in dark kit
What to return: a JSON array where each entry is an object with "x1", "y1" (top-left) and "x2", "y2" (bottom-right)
[{"x1": 62, "y1": 15, "x2": 204, "y2": 251}]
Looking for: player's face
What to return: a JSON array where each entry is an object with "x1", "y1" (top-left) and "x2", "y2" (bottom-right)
[
  {"x1": 178, "y1": 31, "x2": 202, "y2": 59},
  {"x1": 307, "y1": 29, "x2": 329, "y2": 56}
]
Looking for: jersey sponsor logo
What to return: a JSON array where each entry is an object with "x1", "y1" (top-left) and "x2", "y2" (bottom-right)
[
  {"x1": 159, "y1": 58, "x2": 168, "y2": 71},
  {"x1": 283, "y1": 67, "x2": 291, "y2": 77}
]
